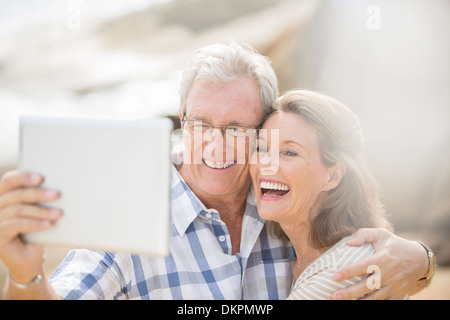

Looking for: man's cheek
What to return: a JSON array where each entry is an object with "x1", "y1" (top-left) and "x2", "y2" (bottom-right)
[
  {"x1": 182, "y1": 135, "x2": 203, "y2": 165},
  {"x1": 203, "y1": 134, "x2": 226, "y2": 162},
  {"x1": 228, "y1": 136, "x2": 253, "y2": 165}
]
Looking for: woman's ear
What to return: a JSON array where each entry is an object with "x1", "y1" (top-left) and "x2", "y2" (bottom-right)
[{"x1": 323, "y1": 163, "x2": 346, "y2": 191}]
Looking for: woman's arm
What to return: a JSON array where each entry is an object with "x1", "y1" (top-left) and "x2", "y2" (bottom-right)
[
  {"x1": 288, "y1": 270, "x2": 359, "y2": 300},
  {"x1": 288, "y1": 241, "x2": 376, "y2": 300}
]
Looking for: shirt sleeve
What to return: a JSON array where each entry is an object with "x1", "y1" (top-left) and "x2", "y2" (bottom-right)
[
  {"x1": 49, "y1": 249, "x2": 129, "y2": 300},
  {"x1": 287, "y1": 242, "x2": 374, "y2": 300}
]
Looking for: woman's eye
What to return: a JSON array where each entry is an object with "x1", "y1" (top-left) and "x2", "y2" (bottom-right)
[{"x1": 282, "y1": 150, "x2": 298, "y2": 157}]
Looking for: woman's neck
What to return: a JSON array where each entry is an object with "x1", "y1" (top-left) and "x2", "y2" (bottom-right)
[{"x1": 281, "y1": 222, "x2": 325, "y2": 280}]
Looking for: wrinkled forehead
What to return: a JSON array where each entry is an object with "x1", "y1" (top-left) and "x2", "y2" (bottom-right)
[{"x1": 185, "y1": 78, "x2": 265, "y2": 127}]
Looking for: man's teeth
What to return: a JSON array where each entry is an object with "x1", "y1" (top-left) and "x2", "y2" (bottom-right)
[
  {"x1": 260, "y1": 181, "x2": 290, "y2": 191},
  {"x1": 204, "y1": 159, "x2": 235, "y2": 169}
]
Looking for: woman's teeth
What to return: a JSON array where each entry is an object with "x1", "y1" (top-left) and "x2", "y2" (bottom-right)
[
  {"x1": 260, "y1": 181, "x2": 290, "y2": 191},
  {"x1": 204, "y1": 159, "x2": 235, "y2": 169}
]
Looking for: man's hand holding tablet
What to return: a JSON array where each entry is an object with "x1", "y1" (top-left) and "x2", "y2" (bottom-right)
[
  {"x1": 0, "y1": 170, "x2": 61, "y2": 287},
  {"x1": 0, "y1": 116, "x2": 173, "y2": 294}
]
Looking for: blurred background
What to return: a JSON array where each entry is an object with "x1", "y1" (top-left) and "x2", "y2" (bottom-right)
[{"x1": 0, "y1": 0, "x2": 449, "y2": 299}]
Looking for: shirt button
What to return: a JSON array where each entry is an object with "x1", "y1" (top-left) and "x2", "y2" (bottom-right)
[
  {"x1": 218, "y1": 235, "x2": 226, "y2": 242},
  {"x1": 205, "y1": 213, "x2": 212, "y2": 219}
]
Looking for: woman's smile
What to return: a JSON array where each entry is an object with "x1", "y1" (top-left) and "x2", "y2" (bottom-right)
[{"x1": 259, "y1": 178, "x2": 290, "y2": 201}]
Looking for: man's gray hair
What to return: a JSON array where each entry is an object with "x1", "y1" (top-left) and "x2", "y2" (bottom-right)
[{"x1": 178, "y1": 42, "x2": 279, "y2": 120}]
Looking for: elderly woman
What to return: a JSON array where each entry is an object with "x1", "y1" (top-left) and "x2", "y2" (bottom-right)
[{"x1": 250, "y1": 89, "x2": 396, "y2": 299}]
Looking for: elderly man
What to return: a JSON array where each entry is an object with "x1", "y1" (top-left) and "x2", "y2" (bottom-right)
[{"x1": 0, "y1": 43, "x2": 432, "y2": 300}]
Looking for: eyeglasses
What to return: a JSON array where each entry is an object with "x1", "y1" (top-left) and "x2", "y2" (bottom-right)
[{"x1": 181, "y1": 118, "x2": 258, "y2": 138}]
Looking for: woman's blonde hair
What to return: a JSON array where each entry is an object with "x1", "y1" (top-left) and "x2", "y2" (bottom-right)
[{"x1": 270, "y1": 89, "x2": 392, "y2": 249}]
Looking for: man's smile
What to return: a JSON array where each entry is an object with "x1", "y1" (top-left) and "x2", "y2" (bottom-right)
[{"x1": 203, "y1": 159, "x2": 236, "y2": 170}]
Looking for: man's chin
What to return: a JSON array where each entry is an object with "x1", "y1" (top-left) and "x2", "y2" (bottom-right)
[
  {"x1": 201, "y1": 182, "x2": 237, "y2": 196},
  {"x1": 199, "y1": 177, "x2": 250, "y2": 198}
]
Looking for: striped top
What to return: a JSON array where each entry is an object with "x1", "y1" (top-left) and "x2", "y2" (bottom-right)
[{"x1": 287, "y1": 237, "x2": 374, "y2": 300}]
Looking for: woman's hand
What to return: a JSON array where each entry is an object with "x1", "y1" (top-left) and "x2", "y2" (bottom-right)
[{"x1": 331, "y1": 228, "x2": 430, "y2": 300}]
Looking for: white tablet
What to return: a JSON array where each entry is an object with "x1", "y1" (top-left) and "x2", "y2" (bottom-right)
[{"x1": 19, "y1": 116, "x2": 173, "y2": 256}]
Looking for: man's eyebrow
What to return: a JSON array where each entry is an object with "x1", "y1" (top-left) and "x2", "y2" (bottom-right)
[
  {"x1": 187, "y1": 117, "x2": 251, "y2": 127},
  {"x1": 188, "y1": 116, "x2": 211, "y2": 123},
  {"x1": 228, "y1": 120, "x2": 247, "y2": 126}
]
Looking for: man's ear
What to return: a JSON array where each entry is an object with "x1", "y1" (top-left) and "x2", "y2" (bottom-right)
[{"x1": 323, "y1": 163, "x2": 346, "y2": 191}]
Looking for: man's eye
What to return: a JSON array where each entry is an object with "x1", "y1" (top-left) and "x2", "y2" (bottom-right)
[
  {"x1": 228, "y1": 127, "x2": 245, "y2": 133},
  {"x1": 257, "y1": 147, "x2": 268, "y2": 153},
  {"x1": 193, "y1": 124, "x2": 209, "y2": 130}
]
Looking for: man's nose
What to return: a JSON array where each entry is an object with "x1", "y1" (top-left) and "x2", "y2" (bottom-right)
[
  {"x1": 204, "y1": 128, "x2": 226, "y2": 148},
  {"x1": 205, "y1": 127, "x2": 225, "y2": 141}
]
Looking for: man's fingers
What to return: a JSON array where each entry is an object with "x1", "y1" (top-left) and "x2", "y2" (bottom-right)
[
  {"x1": 358, "y1": 287, "x2": 390, "y2": 300},
  {"x1": 334, "y1": 254, "x2": 376, "y2": 282},
  {"x1": 0, "y1": 171, "x2": 43, "y2": 195},
  {"x1": 332, "y1": 278, "x2": 373, "y2": 300},
  {"x1": 0, "y1": 217, "x2": 52, "y2": 241},
  {"x1": 0, "y1": 187, "x2": 60, "y2": 210},
  {"x1": 346, "y1": 228, "x2": 384, "y2": 246},
  {"x1": 1, "y1": 204, "x2": 62, "y2": 221}
]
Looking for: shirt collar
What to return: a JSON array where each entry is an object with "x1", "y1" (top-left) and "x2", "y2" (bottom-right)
[
  {"x1": 170, "y1": 165, "x2": 202, "y2": 236},
  {"x1": 170, "y1": 165, "x2": 264, "y2": 237}
]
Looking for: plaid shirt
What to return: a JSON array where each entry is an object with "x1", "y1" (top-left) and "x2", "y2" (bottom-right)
[{"x1": 49, "y1": 165, "x2": 295, "y2": 300}]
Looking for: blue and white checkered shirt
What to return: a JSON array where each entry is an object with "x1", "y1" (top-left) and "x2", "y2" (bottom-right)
[{"x1": 49, "y1": 165, "x2": 295, "y2": 299}]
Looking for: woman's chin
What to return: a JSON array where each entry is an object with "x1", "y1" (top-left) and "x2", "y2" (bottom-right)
[{"x1": 256, "y1": 205, "x2": 283, "y2": 222}]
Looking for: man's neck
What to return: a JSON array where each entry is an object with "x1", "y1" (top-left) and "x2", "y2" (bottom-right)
[
  {"x1": 198, "y1": 191, "x2": 248, "y2": 217},
  {"x1": 197, "y1": 191, "x2": 248, "y2": 256},
  {"x1": 178, "y1": 165, "x2": 249, "y2": 255}
]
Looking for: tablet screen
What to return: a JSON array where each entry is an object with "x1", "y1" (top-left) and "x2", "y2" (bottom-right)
[{"x1": 20, "y1": 116, "x2": 173, "y2": 256}]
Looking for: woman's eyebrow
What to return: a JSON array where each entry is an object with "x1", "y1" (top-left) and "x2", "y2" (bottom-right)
[{"x1": 283, "y1": 140, "x2": 305, "y2": 149}]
